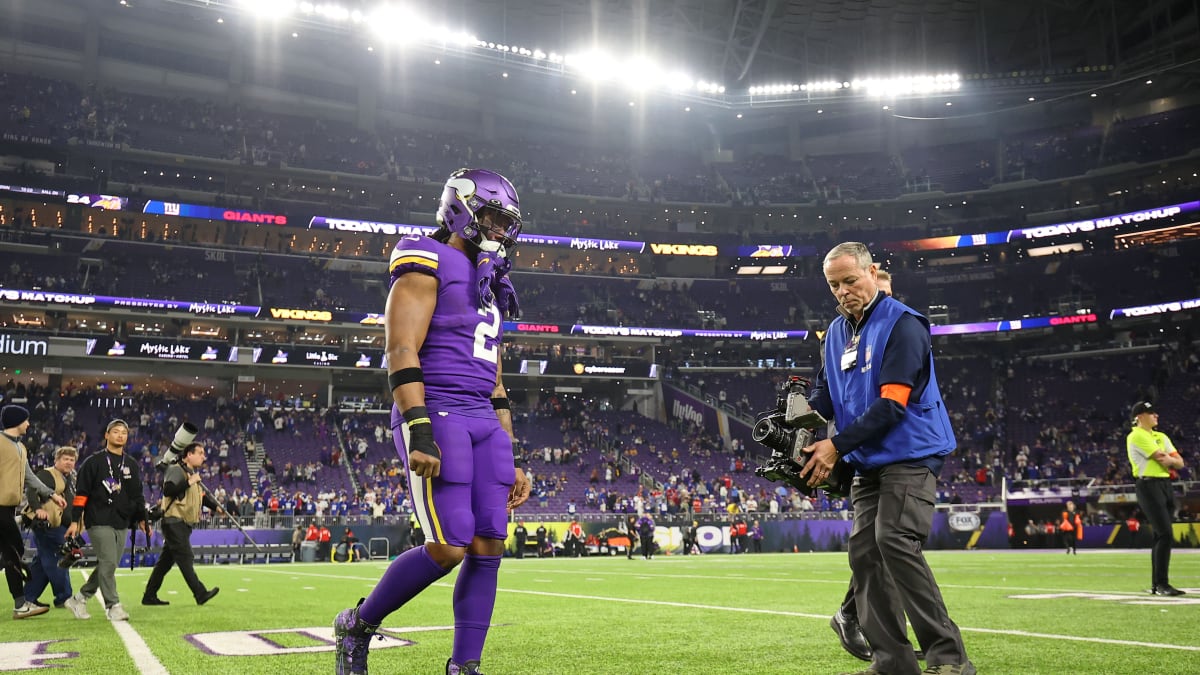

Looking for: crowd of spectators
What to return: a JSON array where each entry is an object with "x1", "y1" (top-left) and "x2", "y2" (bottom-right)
[
  {"x1": 670, "y1": 336, "x2": 1199, "y2": 506},
  {"x1": 5, "y1": 70, "x2": 1200, "y2": 206},
  {"x1": 3, "y1": 326, "x2": 1196, "y2": 525},
  {"x1": 6, "y1": 228, "x2": 1196, "y2": 342}
]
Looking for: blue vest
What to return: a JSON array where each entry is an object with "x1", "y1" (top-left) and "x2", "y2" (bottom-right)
[{"x1": 822, "y1": 296, "x2": 956, "y2": 471}]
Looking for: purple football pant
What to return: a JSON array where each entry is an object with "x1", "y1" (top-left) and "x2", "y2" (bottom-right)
[{"x1": 396, "y1": 412, "x2": 515, "y2": 547}]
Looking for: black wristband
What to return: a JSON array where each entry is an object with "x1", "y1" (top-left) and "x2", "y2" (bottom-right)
[
  {"x1": 403, "y1": 406, "x2": 440, "y2": 459},
  {"x1": 388, "y1": 367, "x2": 423, "y2": 392},
  {"x1": 512, "y1": 438, "x2": 522, "y2": 466},
  {"x1": 491, "y1": 397, "x2": 510, "y2": 411},
  {"x1": 402, "y1": 406, "x2": 431, "y2": 425}
]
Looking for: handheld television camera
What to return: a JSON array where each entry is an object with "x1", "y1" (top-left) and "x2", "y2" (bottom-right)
[
  {"x1": 57, "y1": 535, "x2": 86, "y2": 569},
  {"x1": 752, "y1": 375, "x2": 852, "y2": 497}
]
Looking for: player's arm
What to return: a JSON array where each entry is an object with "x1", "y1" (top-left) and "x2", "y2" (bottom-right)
[
  {"x1": 493, "y1": 357, "x2": 532, "y2": 510},
  {"x1": 385, "y1": 271, "x2": 440, "y2": 478}
]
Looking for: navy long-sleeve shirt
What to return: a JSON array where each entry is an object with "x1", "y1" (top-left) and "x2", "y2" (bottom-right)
[{"x1": 810, "y1": 292, "x2": 944, "y2": 475}]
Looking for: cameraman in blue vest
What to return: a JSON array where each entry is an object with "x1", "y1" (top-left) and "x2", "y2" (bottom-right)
[{"x1": 799, "y1": 242, "x2": 973, "y2": 675}]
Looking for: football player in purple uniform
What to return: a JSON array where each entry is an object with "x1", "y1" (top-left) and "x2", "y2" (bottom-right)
[{"x1": 335, "y1": 168, "x2": 532, "y2": 675}]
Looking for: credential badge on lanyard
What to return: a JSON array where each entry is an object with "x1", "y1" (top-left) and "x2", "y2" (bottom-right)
[{"x1": 840, "y1": 333, "x2": 858, "y2": 371}]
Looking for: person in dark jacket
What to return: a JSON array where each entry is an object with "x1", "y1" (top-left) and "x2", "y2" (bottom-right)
[{"x1": 64, "y1": 419, "x2": 148, "y2": 622}]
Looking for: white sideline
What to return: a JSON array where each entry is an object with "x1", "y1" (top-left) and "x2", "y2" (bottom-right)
[
  {"x1": 79, "y1": 570, "x2": 169, "y2": 675},
  {"x1": 255, "y1": 566, "x2": 1200, "y2": 653}
]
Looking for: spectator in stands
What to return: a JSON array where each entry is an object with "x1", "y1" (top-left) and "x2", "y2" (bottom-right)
[
  {"x1": 1127, "y1": 402, "x2": 1186, "y2": 596},
  {"x1": 334, "y1": 169, "x2": 532, "y2": 675},
  {"x1": 141, "y1": 443, "x2": 222, "y2": 607},
  {"x1": 800, "y1": 243, "x2": 973, "y2": 675},
  {"x1": 3, "y1": 405, "x2": 64, "y2": 620}
]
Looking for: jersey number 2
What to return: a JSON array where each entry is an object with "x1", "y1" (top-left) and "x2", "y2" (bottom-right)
[{"x1": 473, "y1": 304, "x2": 501, "y2": 364}]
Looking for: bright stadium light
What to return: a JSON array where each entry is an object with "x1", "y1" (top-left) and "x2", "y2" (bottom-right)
[
  {"x1": 665, "y1": 71, "x2": 693, "y2": 92},
  {"x1": 852, "y1": 73, "x2": 961, "y2": 97},
  {"x1": 367, "y1": 5, "x2": 430, "y2": 44},
  {"x1": 238, "y1": 0, "x2": 297, "y2": 19},
  {"x1": 621, "y1": 58, "x2": 662, "y2": 90},
  {"x1": 565, "y1": 50, "x2": 618, "y2": 81},
  {"x1": 298, "y1": 3, "x2": 351, "y2": 22}
]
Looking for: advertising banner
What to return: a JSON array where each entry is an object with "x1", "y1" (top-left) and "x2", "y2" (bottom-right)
[
  {"x1": 0, "y1": 184, "x2": 64, "y2": 197},
  {"x1": 0, "y1": 332, "x2": 50, "y2": 357},
  {"x1": 1109, "y1": 297, "x2": 1200, "y2": 319},
  {"x1": 143, "y1": 200, "x2": 288, "y2": 225},
  {"x1": 930, "y1": 312, "x2": 1098, "y2": 336},
  {"x1": 522, "y1": 234, "x2": 645, "y2": 252},
  {"x1": 308, "y1": 217, "x2": 435, "y2": 237},
  {"x1": 732, "y1": 244, "x2": 820, "y2": 257},
  {"x1": 884, "y1": 200, "x2": 1200, "y2": 252},
  {"x1": 661, "y1": 384, "x2": 720, "y2": 431},
  {"x1": 513, "y1": 513, "x2": 998, "y2": 555},
  {"x1": 67, "y1": 194, "x2": 128, "y2": 210},
  {"x1": 570, "y1": 325, "x2": 808, "y2": 340},
  {"x1": 84, "y1": 337, "x2": 238, "y2": 362},
  {"x1": 0, "y1": 288, "x2": 260, "y2": 317}
]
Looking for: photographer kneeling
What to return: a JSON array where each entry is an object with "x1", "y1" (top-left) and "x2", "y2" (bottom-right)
[{"x1": 142, "y1": 443, "x2": 221, "y2": 607}]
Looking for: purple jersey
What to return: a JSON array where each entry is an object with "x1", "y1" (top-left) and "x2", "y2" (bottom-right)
[{"x1": 388, "y1": 235, "x2": 503, "y2": 418}]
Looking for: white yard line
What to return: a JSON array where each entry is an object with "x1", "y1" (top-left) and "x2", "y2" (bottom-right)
[
  {"x1": 79, "y1": 570, "x2": 169, "y2": 675},
  {"x1": 254, "y1": 567, "x2": 1200, "y2": 652}
]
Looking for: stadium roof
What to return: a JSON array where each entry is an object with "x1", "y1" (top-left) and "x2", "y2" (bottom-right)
[{"x1": 452, "y1": 0, "x2": 1198, "y2": 83}]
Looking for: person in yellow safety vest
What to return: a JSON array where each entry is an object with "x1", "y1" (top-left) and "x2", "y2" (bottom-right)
[
  {"x1": 1127, "y1": 401, "x2": 1187, "y2": 596},
  {"x1": 1059, "y1": 501, "x2": 1083, "y2": 555}
]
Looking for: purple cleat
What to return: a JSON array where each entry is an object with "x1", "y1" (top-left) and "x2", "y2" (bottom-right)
[
  {"x1": 334, "y1": 598, "x2": 380, "y2": 675},
  {"x1": 446, "y1": 659, "x2": 486, "y2": 675}
]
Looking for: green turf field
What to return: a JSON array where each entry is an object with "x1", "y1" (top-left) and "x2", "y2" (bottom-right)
[{"x1": 4, "y1": 550, "x2": 1198, "y2": 674}]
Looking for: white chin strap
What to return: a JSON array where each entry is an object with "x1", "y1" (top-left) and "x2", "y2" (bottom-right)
[{"x1": 477, "y1": 239, "x2": 506, "y2": 255}]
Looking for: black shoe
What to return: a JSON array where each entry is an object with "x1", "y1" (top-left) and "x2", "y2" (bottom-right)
[
  {"x1": 197, "y1": 588, "x2": 220, "y2": 605},
  {"x1": 1151, "y1": 584, "x2": 1186, "y2": 596},
  {"x1": 830, "y1": 610, "x2": 873, "y2": 662},
  {"x1": 915, "y1": 650, "x2": 926, "y2": 661},
  {"x1": 29, "y1": 600, "x2": 49, "y2": 608},
  {"x1": 53, "y1": 600, "x2": 68, "y2": 609},
  {"x1": 141, "y1": 597, "x2": 170, "y2": 606}
]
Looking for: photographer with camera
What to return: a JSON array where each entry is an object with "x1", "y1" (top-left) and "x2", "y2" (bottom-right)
[
  {"x1": 64, "y1": 419, "x2": 148, "y2": 621},
  {"x1": 22, "y1": 446, "x2": 77, "y2": 611},
  {"x1": 798, "y1": 243, "x2": 972, "y2": 675},
  {"x1": 142, "y1": 442, "x2": 221, "y2": 606},
  {"x1": 3, "y1": 405, "x2": 67, "y2": 620}
]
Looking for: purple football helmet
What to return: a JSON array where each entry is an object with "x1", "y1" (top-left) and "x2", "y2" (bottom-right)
[{"x1": 435, "y1": 168, "x2": 522, "y2": 254}]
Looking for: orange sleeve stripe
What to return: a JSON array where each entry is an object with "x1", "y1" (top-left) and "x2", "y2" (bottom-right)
[
  {"x1": 881, "y1": 383, "x2": 912, "y2": 407},
  {"x1": 73, "y1": 495, "x2": 88, "y2": 507}
]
